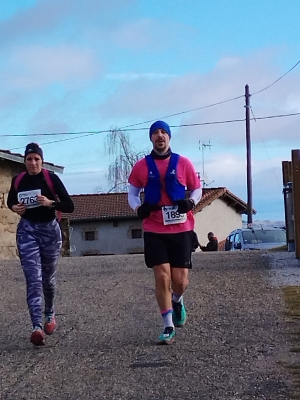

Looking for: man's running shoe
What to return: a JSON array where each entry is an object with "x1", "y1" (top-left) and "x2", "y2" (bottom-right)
[
  {"x1": 30, "y1": 326, "x2": 45, "y2": 346},
  {"x1": 158, "y1": 327, "x2": 175, "y2": 345},
  {"x1": 44, "y1": 313, "x2": 57, "y2": 335},
  {"x1": 172, "y1": 300, "x2": 186, "y2": 327}
]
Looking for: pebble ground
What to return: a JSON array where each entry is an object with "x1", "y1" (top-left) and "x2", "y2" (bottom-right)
[{"x1": 0, "y1": 251, "x2": 299, "y2": 399}]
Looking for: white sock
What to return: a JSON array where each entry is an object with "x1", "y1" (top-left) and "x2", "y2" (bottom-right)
[
  {"x1": 161, "y1": 309, "x2": 174, "y2": 329},
  {"x1": 172, "y1": 293, "x2": 183, "y2": 303}
]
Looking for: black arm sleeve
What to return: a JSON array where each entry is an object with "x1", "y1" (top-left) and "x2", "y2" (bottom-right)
[
  {"x1": 51, "y1": 174, "x2": 74, "y2": 213},
  {"x1": 7, "y1": 177, "x2": 18, "y2": 210}
]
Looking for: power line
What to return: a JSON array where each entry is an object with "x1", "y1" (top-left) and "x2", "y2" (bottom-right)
[
  {"x1": 118, "y1": 95, "x2": 245, "y2": 130},
  {"x1": 251, "y1": 60, "x2": 300, "y2": 96},
  {"x1": 119, "y1": 59, "x2": 300, "y2": 129},
  {"x1": 250, "y1": 105, "x2": 282, "y2": 191},
  {"x1": 8, "y1": 110, "x2": 300, "y2": 151},
  {"x1": 1, "y1": 130, "x2": 110, "y2": 137},
  {"x1": 5, "y1": 59, "x2": 300, "y2": 149},
  {"x1": 4, "y1": 111, "x2": 300, "y2": 140}
]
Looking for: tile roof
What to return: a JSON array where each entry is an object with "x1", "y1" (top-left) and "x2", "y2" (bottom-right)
[
  {"x1": 65, "y1": 188, "x2": 252, "y2": 222},
  {"x1": 195, "y1": 187, "x2": 255, "y2": 215},
  {"x1": 67, "y1": 193, "x2": 136, "y2": 221}
]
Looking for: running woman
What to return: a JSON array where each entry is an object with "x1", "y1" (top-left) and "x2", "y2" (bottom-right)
[
  {"x1": 128, "y1": 121, "x2": 202, "y2": 344},
  {"x1": 7, "y1": 143, "x2": 74, "y2": 346}
]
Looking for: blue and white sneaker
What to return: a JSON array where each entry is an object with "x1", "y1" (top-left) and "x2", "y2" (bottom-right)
[
  {"x1": 158, "y1": 327, "x2": 175, "y2": 344},
  {"x1": 172, "y1": 300, "x2": 187, "y2": 327}
]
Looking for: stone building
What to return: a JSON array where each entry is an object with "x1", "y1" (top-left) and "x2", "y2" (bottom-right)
[{"x1": 0, "y1": 149, "x2": 64, "y2": 260}]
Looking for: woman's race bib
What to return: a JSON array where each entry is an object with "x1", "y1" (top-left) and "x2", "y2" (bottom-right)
[
  {"x1": 162, "y1": 205, "x2": 187, "y2": 225},
  {"x1": 17, "y1": 189, "x2": 41, "y2": 209}
]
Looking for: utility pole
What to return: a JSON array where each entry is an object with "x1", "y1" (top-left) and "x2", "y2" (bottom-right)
[
  {"x1": 245, "y1": 84, "x2": 253, "y2": 228},
  {"x1": 292, "y1": 149, "x2": 300, "y2": 259}
]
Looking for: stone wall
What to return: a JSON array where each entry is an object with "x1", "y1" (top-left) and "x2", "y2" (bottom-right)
[
  {"x1": 60, "y1": 218, "x2": 71, "y2": 257},
  {"x1": 0, "y1": 160, "x2": 24, "y2": 259}
]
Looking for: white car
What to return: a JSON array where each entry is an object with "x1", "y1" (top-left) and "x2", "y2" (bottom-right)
[{"x1": 225, "y1": 227, "x2": 286, "y2": 251}]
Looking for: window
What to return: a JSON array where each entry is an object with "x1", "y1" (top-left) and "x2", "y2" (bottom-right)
[
  {"x1": 131, "y1": 229, "x2": 142, "y2": 239},
  {"x1": 234, "y1": 233, "x2": 241, "y2": 245},
  {"x1": 227, "y1": 234, "x2": 234, "y2": 250},
  {"x1": 84, "y1": 231, "x2": 96, "y2": 241},
  {"x1": 243, "y1": 229, "x2": 286, "y2": 244}
]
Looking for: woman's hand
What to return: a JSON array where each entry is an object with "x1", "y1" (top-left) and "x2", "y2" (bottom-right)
[
  {"x1": 37, "y1": 195, "x2": 53, "y2": 207},
  {"x1": 12, "y1": 203, "x2": 26, "y2": 216}
]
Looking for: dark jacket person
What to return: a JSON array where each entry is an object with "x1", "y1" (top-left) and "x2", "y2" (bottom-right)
[{"x1": 200, "y1": 232, "x2": 218, "y2": 252}]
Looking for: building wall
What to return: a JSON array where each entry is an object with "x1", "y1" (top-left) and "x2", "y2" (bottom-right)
[
  {"x1": 0, "y1": 160, "x2": 24, "y2": 259},
  {"x1": 70, "y1": 219, "x2": 144, "y2": 256},
  {"x1": 194, "y1": 198, "x2": 242, "y2": 250}
]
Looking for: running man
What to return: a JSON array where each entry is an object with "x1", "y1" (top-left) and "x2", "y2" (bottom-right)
[
  {"x1": 7, "y1": 143, "x2": 74, "y2": 346},
  {"x1": 128, "y1": 121, "x2": 202, "y2": 344}
]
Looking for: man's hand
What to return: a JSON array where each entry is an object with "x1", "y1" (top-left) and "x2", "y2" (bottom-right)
[
  {"x1": 137, "y1": 203, "x2": 156, "y2": 219},
  {"x1": 174, "y1": 199, "x2": 194, "y2": 214}
]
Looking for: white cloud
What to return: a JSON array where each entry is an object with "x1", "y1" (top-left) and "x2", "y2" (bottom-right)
[
  {"x1": 105, "y1": 72, "x2": 177, "y2": 81},
  {"x1": 215, "y1": 57, "x2": 241, "y2": 68},
  {"x1": 109, "y1": 18, "x2": 156, "y2": 49},
  {"x1": 63, "y1": 167, "x2": 108, "y2": 195},
  {"x1": 95, "y1": 51, "x2": 300, "y2": 149},
  {"x1": 5, "y1": 45, "x2": 102, "y2": 89},
  {"x1": 0, "y1": 0, "x2": 135, "y2": 48}
]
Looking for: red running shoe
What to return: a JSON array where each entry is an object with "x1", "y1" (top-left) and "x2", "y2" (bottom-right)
[
  {"x1": 44, "y1": 313, "x2": 57, "y2": 335},
  {"x1": 30, "y1": 326, "x2": 45, "y2": 346}
]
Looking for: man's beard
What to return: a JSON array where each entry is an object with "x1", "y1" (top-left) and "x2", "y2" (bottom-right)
[{"x1": 154, "y1": 142, "x2": 168, "y2": 154}]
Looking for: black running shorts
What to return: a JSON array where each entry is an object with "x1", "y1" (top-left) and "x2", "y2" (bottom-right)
[{"x1": 143, "y1": 230, "x2": 194, "y2": 269}]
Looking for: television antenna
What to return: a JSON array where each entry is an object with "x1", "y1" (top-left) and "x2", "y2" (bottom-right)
[{"x1": 199, "y1": 140, "x2": 212, "y2": 187}]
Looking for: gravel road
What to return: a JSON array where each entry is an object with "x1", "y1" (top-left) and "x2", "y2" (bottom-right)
[{"x1": 0, "y1": 251, "x2": 297, "y2": 400}]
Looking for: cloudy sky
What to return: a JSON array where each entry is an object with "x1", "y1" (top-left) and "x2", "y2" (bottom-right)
[{"x1": 1, "y1": 0, "x2": 300, "y2": 221}]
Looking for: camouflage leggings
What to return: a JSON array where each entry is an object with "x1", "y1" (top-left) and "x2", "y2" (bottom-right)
[{"x1": 17, "y1": 218, "x2": 62, "y2": 327}]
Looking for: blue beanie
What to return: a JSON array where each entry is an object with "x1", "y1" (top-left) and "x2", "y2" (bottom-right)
[{"x1": 149, "y1": 120, "x2": 171, "y2": 140}]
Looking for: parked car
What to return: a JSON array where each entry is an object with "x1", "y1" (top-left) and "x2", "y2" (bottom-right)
[{"x1": 225, "y1": 227, "x2": 286, "y2": 251}]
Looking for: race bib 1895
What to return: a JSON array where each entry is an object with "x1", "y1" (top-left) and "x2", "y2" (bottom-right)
[
  {"x1": 162, "y1": 205, "x2": 187, "y2": 225},
  {"x1": 17, "y1": 189, "x2": 41, "y2": 209}
]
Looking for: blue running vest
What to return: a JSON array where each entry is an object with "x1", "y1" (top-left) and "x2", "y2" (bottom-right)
[{"x1": 144, "y1": 153, "x2": 186, "y2": 204}]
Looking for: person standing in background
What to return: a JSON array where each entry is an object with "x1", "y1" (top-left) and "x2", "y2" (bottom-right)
[{"x1": 200, "y1": 232, "x2": 218, "y2": 251}]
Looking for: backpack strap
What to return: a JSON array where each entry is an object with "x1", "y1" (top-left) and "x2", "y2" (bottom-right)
[
  {"x1": 42, "y1": 169, "x2": 62, "y2": 222},
  {"x1": 14, "y1": 170, "x2": 55, "y2": 193},
  {"x1": 13, "y1": 172, "x2": 26, "y2": 191},
  {"x1": 42, "y1": 169, "x2": 56, "y2": 198}
]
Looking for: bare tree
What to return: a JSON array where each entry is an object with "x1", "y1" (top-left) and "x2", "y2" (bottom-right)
[{"x1": 105, "y1": 128, "x2": 147, "y2": 192}]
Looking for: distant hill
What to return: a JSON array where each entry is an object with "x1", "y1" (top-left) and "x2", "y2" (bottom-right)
[{"x1": 242, "y1": 220, "x2": 285, "y2": 229}]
